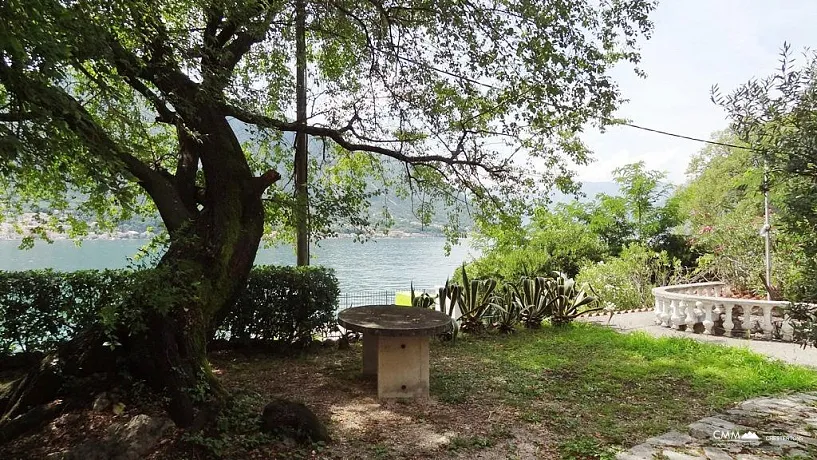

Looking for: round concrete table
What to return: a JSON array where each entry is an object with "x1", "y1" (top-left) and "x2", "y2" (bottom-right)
[{"x1": 338, "y1": 305, "x2": 452, "y2": 399}]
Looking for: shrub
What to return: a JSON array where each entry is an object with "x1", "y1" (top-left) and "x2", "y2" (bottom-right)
[
  {"x1": 577, "y1": 259, "x2": 643, "y2": 311},
  {"x1": 490, "y1": 285, "x2": 520, "y2": 333},
  {"x1": 509, "y1": 273, "x2": 600, "y2": 328},
  {"x1": 512, "y1": 276, "x2": 551, "y2": 329},
  {"x1": 456, "y1": 264, "x2": 497, "y2": 334},
  {"x1": 454, "y1": 249, "x2": 556, "y2": 285},
  {"x1": 577, "y1": 244, "x2": 677, "y2": 311},
  {"x1": 461, "y1": 206, "x2": 608, "y2": 284},
  {"x1": 213, "y1": 265, "x2": 339, "y2": 347},
  {"x1": 0, "y1": 269, "x2": 133, "y2": 354},
  {"x1": 787, "y1": 303, "x2": 817, "y2": 348},
  {"x1": 0, "y1": 266, "x2": 339, "y2": 355}
]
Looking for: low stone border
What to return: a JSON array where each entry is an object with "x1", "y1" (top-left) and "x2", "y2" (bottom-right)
[{"x1": 585, "y1": 307, "x2": 653, "y2": 317}]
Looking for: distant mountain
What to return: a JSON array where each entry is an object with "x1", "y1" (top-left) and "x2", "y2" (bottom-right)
[
  {"x1": 366, "y1": 190, "x2": 473, "y2": 236},
  {"x1": 550, "y1": 180, "x2": 677, "y2": 207},
  {"x1": 550, "y1": 181, "x2": 621, "y2": 204}
]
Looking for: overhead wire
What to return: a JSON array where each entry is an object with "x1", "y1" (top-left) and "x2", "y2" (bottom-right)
[{"x1": 621, "y1": 123, "x2": 756, "y2": 151}]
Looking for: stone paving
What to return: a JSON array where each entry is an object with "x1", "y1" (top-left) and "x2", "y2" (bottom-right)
[{"x1": 616, "y1": 392, "x2": 817, "y2": 459}]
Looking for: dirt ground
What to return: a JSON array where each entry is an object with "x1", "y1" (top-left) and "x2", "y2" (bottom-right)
[
  {"x1": 208, "y1": 345, "x2": 557, "y2": 459},
  {"x1": 0, "y1": 344, "x2": 557, "y2": 459}
]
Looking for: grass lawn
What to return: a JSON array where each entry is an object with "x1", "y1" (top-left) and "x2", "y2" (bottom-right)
[
  {"x1": 202, "y1": 323, "x2": 817, "y2": 459},
  {"x1": 3, "y1": 323, "x2": 815, "y2": 459}
]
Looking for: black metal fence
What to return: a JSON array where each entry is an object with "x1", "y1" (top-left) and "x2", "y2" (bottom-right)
[
  {"x1": 338, "y1": 287, "x2": 438, "y2": 310},
  {"x1": 338, "y1": 290, "x2": 395, "y2": 310}
]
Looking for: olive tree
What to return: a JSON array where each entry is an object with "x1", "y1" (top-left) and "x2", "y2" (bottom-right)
[{"x1": 713, "y1": 44, "x2": 817, "y2": 301}]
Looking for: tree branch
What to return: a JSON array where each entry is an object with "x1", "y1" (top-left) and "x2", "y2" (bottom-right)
[
  {"x1": 222, "y1": 104, "x2": 506, "y2": 174},
  {"x1": 0, "y1": 112, "x2": 39, "y2": 122},
  {"x1": 0, "y1": 62, "x2": 193, "y2": 232},
  {"x1": 203, "y1": 8, "x2": 279, "y2": 91},
  {"x1": 123, "y1": 75, "x2": 178, "y2": 124},
  {"x1": 174, "y1": 124, "x2": 201, "y2": 213}
]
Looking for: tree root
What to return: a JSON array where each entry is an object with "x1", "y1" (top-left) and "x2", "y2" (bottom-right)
[
  {"x1": 0, "y1": 400, "x2": 67, "y2": 443},
  {"x1": 0, "y1": 327, "x2": 121, "y2": 443}
]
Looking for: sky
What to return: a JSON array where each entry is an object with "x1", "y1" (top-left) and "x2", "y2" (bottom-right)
[{"x1": 577, "y1": 0, "x2": 817, "y2": 185}]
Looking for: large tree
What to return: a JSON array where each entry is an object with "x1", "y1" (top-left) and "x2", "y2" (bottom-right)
[{"x1": 0, "y1": 0, "x2": 656, "y2": 430}]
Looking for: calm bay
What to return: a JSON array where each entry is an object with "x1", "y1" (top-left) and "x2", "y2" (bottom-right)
[{"x1": 0, "y1": 237, "x2": 476, "y2": 295}]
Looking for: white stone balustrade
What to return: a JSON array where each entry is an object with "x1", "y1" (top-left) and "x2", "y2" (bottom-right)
[{"x1": 652, "y1": 282, "x2": 794, "y2": 340}]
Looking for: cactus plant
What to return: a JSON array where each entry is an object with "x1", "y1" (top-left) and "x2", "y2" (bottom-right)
[
  {"x1": 458, "y1": 263, "x2": 497, "y2": 333},
  {"x1": 545, "y1": 272, "x2": 602, "y2": 326},
  {"x1": 513, "y1": 276, "x2": 551, "y2": 328}
]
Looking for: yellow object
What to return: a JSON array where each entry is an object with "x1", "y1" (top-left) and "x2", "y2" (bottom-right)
[{"x1": 394, "y1": 291, "x2": 412, "y2": 306}]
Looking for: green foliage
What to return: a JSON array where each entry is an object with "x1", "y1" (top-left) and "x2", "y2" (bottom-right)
[
  {"x1": 558, "y1": 437, "x2": 618, "y2": 460},
  {"x1": 213, "y1": 266, "x2": 339, "y2": 347},
  {"x1": 465, "y1": 206, "x2": 608, "y2": 283},
  {"x1": 675, "y1": 134, "x2": 767, "y2": 293},
  {"x1": 613, "y1": 161, "x2": 675, "y2": 244},
  {"x1": 675, "y1": 130, "x2": 806, "y2": 296},
  {"x1": 0, "y1": 0, "x2": 657, "y2": 250},
  {"x1": 466, "y1": 160, "x2": 689, "y2": 304},
  {"x1": 183, "y1": 392, "x2": 279, "y2": 457},
  {"x1": 457, "y1": 264, "x2": 497, "y2": 333},
  {"x1": 490, "y1": 285, "x2": 521, "y2": 334},
  {"x1": 787, "y1": 303, "x2": 817, "y2": 349},
  {"x1": 510, "y1": 272, "x2": 600, "y2": 327},
  {"x1": 564, "y1": 196, "x2": 633, "y2": 256},
  {"x1": 447, "y1": 434, "x2": 496, "y2": 451},
  {"x1": 410, "y1": 283, "x2": 436, "y2": 309},
  {"x1": 0, "y1": 266, "x2": 339, "y2": 355},
  {"x1": 577, "y1": 244, "x2": 678, "y2": 311},
  {"x1": 437, "y1": 280, "x2": 462, "y2": 340},
  {"x1": 513, "y1": 276, "x2": 551, "y2": 329},
  {"x1": 437, "y1": 280, "x2": 461, "y2": 319},
  {"x1": 558, "y1": 162, "x2": 684, "y2": 260},
  {"x1": 457, "y1": 248, "x2": 556, "y2": 284},
  {"x1": 713, "y1": 45, "x2": 817, "y2": 302},
  {"x1": 0, "y1": 269, "x2": 131, "y2": 353}
]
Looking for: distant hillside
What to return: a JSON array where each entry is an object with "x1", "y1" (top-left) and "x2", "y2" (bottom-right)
[
  {"x1": 550, "y1": 181, "x2": 621, "y2": 204},
  {"x1": 365, "y1": 191, "x2": 473, "y2": 236},
  {"x1": 550, "y1": 180, "x2": 676, "y2": 207}
]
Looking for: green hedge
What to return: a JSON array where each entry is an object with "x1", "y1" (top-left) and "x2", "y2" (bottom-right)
[
  {"x1": 212, "y1": 265, "x2": 340, "y2": 346},
  {"x1": 0, "y1": 265, "x2": 339, "y2": 355}
]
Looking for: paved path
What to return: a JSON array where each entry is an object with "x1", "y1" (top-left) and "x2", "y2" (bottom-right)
[
  {"x1": 583, "y1": 311, "x2": 817, "y2": 368},
  {"x1": 616, "y1": 392, "x2": 817, "y2": 460}
]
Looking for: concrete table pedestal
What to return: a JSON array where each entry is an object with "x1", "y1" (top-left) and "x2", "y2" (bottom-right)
[{"x1": 338, "y1": 305, "x2": 451, "y2": 399}]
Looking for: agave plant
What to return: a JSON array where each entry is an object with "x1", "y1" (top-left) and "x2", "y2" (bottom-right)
[
  {"x1": 457, "y1": 263, "x2": 497, "y2": 333},
  {"x1": 437, "y1": 279, "x2": 462, "y2": 340},
  {"x1": 545, "y1": 272, "x2": 602, "y2": 326},
  {"x1": 490, "y1": 284, "x2": 520, "y2": 333},
  {"x1": 512, "y1": 276, "x2": 551, "y2": 329},
  {"x1": 410, "y1": 282, "x2": 436, "y2": 309}
]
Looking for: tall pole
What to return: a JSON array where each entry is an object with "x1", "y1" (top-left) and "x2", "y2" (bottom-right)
[
  {"x1": 294, "y1": 0, "x2": 309, "y2": 266},
  {"x1": 763, "y1": 162, "x2": 772, "y2": 300}
]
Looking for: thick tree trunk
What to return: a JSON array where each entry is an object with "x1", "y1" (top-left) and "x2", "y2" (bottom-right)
[
  {"x1": 1, "y1": 106, "x2": 273, "y2": 435},
  {"x1": 124, "y1": 108, "x2": 268, "y2": 427},
  {"x1": 128, "y1": 205, "x2": 265, "y2": 427}
]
